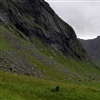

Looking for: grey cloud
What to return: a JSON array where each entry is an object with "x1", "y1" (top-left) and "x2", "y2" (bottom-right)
[{"x1": 45, "y1": 0, "x2": 100, "y2": 39}]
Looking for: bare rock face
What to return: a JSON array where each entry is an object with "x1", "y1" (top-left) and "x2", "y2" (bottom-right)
[
  {"x1": 79, "y1": 36, "x2": 100, "y2": 62},
  {"x1": 0, "y1": 0, "x2": 88, "y2": 60}
]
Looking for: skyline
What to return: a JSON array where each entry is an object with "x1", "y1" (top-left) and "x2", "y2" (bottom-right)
[{"x1": 45, "y1": 0, "x2": 100, "y2": 39}]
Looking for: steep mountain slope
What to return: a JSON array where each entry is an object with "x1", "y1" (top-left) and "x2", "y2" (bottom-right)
[
  {"x1": 0, "y1": 0, "x2": 100, "y2": 81},
  {"x1": 0, "y1": 0, "x2": 88, "y2": 59},
  {"x1": 79, "y1": 36, "x2": 100, "y2": 67}
]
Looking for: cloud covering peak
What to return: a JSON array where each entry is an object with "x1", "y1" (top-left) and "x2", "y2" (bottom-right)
[{"x1": 46, "y1": 0, "x2": 100, "y2": 39}]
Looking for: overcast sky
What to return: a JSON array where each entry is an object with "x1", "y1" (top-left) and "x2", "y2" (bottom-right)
[{"x1": 45, "y1": 0, "x2": 100, "y2": 39}]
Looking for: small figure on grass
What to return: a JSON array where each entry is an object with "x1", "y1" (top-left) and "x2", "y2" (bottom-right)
[{"x1": 51, "y1": 86, "x2": 59, "y2": 92}]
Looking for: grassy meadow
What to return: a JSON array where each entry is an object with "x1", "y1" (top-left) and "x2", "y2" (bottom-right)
[{"x1": 0, "y1": 71, "x2": 100, "y2": 100}]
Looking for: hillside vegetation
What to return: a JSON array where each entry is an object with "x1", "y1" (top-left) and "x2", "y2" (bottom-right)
[{"x1": 0, "y1": 23, "x2": 100, "y2": 81}]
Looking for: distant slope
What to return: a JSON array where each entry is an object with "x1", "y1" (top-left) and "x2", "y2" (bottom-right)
[
  {"x1": 0, "y1": 0, "x2": 100, "y2": 81},
  {"x1": 79, "y1": 36, "x2": 100, "y2": 67}
]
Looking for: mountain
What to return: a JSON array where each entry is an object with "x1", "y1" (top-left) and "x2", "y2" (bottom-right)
[
  {"x1": 79, "y1": 36, "x2": 100, "y2": 67},
  {"x1": 0, "y1": 0, "x2": 100, "y2": 99},
  {"x1": 0, "y1": 0, "x2": 88, "y2": 60},
  {"x1": 0, "y1": 0, "x2": 100, "y2": 81}
]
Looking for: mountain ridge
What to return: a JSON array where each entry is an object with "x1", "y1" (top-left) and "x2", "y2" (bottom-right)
[
  {"x1": 79, "y1": 36, "x2": 100, "y2": 67},
  {"x1": 0, "y1": 0, "x2": 100, "y2": 81}
]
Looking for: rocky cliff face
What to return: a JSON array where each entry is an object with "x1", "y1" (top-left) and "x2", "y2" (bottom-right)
[
  {"x1": 0, "y1": 0, "x2": 88, "y2": 60},
  {"x1": 79, "y1": 36, "x2": 100, "y2": 67}
]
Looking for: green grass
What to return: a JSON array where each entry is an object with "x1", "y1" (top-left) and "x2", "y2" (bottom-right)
[{"x1": 0, "y1": 71, "x2": 100, "y2": 100}]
